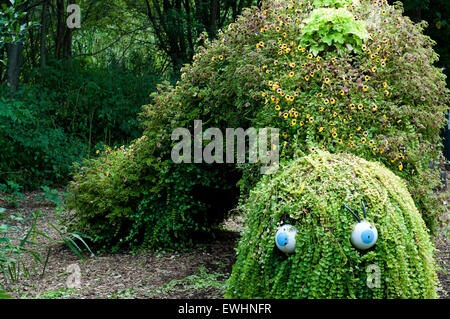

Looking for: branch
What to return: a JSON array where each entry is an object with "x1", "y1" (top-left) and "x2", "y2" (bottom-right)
[{"x1": 72, "y1": 27, "x2": 149, "y2": 58}]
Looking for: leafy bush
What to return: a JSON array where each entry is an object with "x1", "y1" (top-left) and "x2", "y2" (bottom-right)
[
  {"x1": 68, "y1": 0, "x2": 449, "y2": 250},
  {"x1": 0, "y1": 59, "x2": 159, "y2": 188},
  {"x1": 226, "y1": 152, "x2": 439, "y2": 298},
  {"x1": 66, "y1": 136, "x2": 240, "y2": 250},
  {"x1": 0, "y1": 93, "x2": 86, "y2": 187}
]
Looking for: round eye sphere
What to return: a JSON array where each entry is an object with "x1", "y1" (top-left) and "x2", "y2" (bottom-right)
[
  {"x1": 350, "y1": 221, "x2": 378, "y2": 250},
  {"x1": 275, "y1": 224, "x2": 298, "y2": 254}
]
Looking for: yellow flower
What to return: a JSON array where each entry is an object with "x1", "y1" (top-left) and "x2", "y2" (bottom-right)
[
  {"x1": 358, "y1": 104, "x2": 363, "y2": 110},
  {"x1": 372, "y1": 104, "x2": 378, "y2": 111},
  {"x1": 319, "y1": 127, "x2": 324, "y2": 132},
  {"x1": 330, "y1": 98, "x2": 336, "y2": 105},
  {"x1": 289, "y1": 71, "x2": 294, "y2": 78},
  {"x1": 219, "y1": 55, "x2": 224, "y2": 60},
  {"x1": 283, "y1": 113, "x2": 289, "y2": 119},
  {"x1": 398, "y1": 163, "x2": 403, "y2": 171},
  {"x1": 307, "y1": 53, "x2": 313, "y2": 59},
  {"x1": 275, "y1": 105, "x2": 281, "y2": 111}
]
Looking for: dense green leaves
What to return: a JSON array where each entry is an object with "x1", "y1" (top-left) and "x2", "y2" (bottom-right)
[
  {"x1": 68, "y1": 0, "x2": 449, "y2": 252},
  {"x1": 66, "y1": 136, "x2": 240, "y2": 251},
  {"x1": 0, "y1": 60, "x2": 159, "y2": 188},
  {"x1": 300, "y1": 7, "x2": 369, "y2": 55},
  {"x1": 226, "y1": 152, "x2": 439, "y2": 299}
]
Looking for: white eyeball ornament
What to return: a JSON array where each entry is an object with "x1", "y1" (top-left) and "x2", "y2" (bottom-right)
[
  {"x1": 344, "y1": 201, "x2": 378, "y2": 251},
  {"x1": 350, "y1": 220, "x2": 378, "y2": 250},
  {"x1": 275, "y1": 224, "x2": 298, "y2": 254}
]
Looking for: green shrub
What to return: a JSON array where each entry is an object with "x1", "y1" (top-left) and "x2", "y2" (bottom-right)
[
  {"x1": 66, "y1": 136, "x2": 240, "y2": 250},
  {"x1": 0, "y1": 59, "x2": 159, "y2": 188},
  {"x1": 226, "y1": 151, "x2": 439, "y2": 299}
]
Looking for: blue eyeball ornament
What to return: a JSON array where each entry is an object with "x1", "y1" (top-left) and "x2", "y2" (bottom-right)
[
  {"x1": 344, "y1": 201, "x2": 378, "y2": 250},
  {"x1": 275, "y1": 224, "x2": 298, "y2": 254},
  {"x1": 350, "y1": 220, "x2": 378, "y2": 250}
]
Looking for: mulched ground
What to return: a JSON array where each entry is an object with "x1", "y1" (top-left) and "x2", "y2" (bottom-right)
[{"x1": 0, "y1": 190, "x2": 449, "y2": 299}]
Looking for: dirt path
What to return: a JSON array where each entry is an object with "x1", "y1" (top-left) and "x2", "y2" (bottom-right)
[{"x1": 0, "y1": 191, "x2": 449, "y2": 299}]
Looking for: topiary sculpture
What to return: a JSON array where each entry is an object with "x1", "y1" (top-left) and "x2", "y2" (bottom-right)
[
  {"x1": 67, "y1": 0, "x2": 449, "y2": 250},
  {"x1": 225, "y1": 151, "x2": 439, "y2": 298}
]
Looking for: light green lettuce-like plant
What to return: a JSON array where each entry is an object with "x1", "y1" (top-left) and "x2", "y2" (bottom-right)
[
  {"x1": 312, "y1": 0, "x2": 354, "y2": 9},
  {"x1": 300, "y1": 8, "x2": 370, "y2": 55},
  {"x1": 226, "y1": 152, "x2": 439, "y2": 299}
]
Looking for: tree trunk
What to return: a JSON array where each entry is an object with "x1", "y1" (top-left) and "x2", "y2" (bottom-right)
[
  {"x1": 6, "y1": 42, "x2": 24, "y2": 92},
  {"x1": 40, "y1": 0, "x2": 49, "y2": 70}
]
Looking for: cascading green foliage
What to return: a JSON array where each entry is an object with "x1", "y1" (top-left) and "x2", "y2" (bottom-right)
[
  {"x1": 67, "y1": 0, "x2": 449, "y2": 250},
  {"x1": 140, "y1": 0, "x2": 448, "y2": 231},
  {"x1": 226, "y1": 151, "x2": 439, "y2": 299}
]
